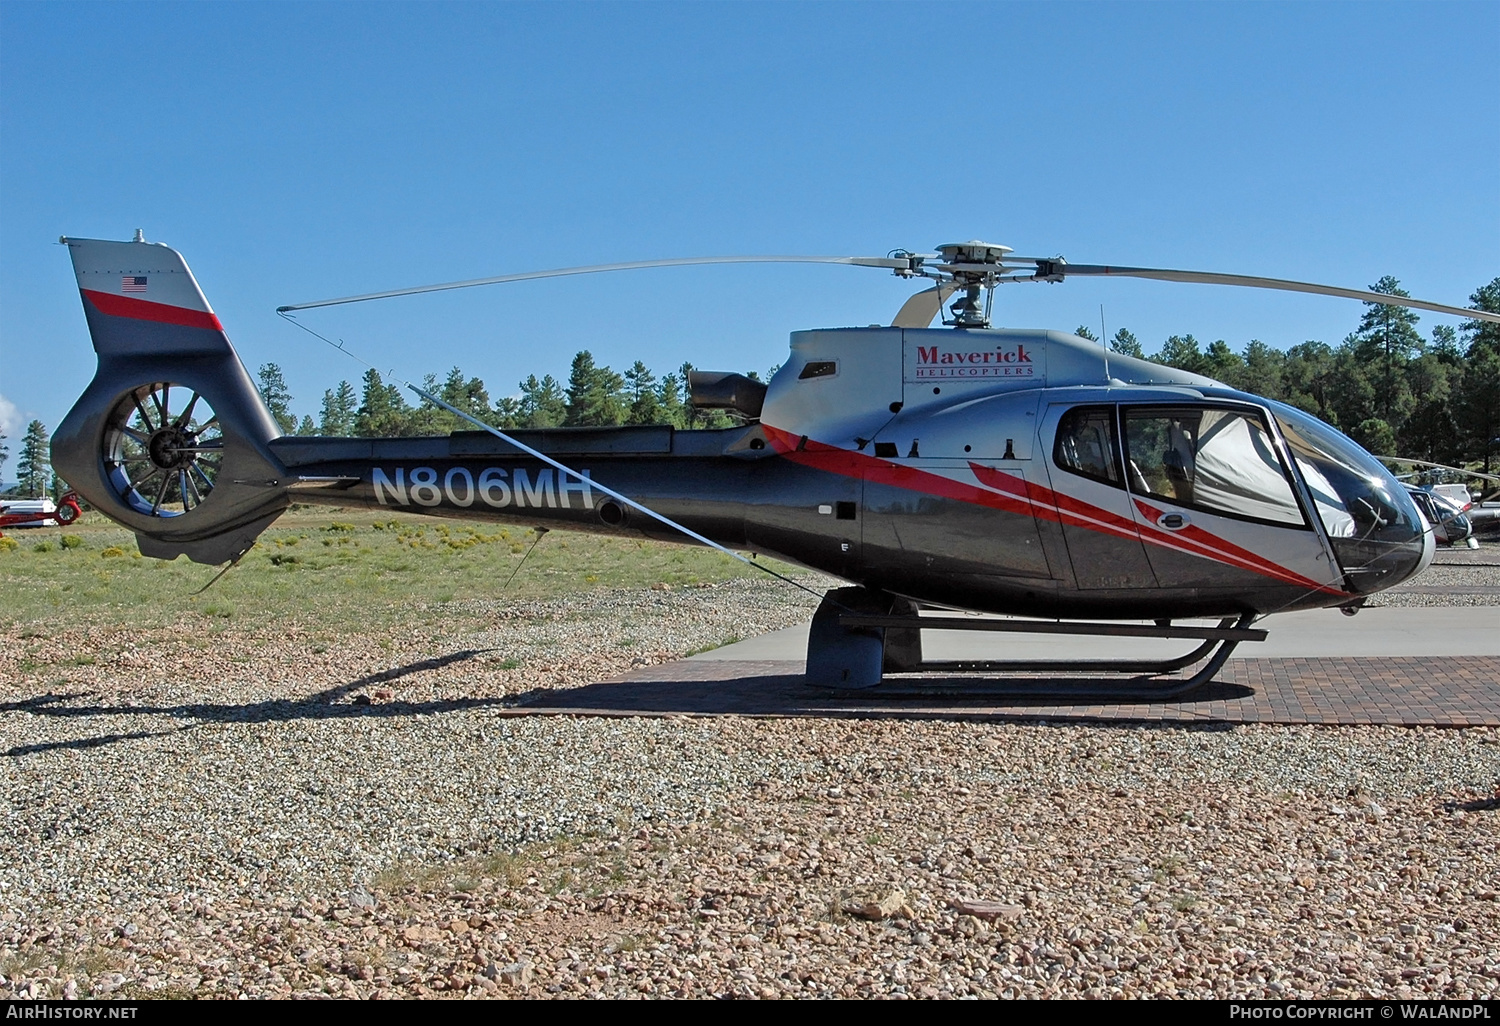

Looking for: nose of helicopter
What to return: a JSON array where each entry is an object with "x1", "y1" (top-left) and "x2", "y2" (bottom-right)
[
  {"x1": 1264, "y1": 399, "x2": 1436, "y2": 598},
  {"x1": 1413, "y1": 518, "x2": 1437, "y2": 577},
  {"x1": 1329, "y1": 485, "x2": 1433, "y2": 595}
]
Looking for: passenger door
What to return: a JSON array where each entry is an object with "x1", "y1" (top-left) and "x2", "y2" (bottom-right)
[{"x1": 1039, "y1": 404, "x2": 1158, "y2": 590}]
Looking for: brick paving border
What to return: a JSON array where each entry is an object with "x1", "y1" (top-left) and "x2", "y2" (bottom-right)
[{"x1": 505, "y1": 656, "x2": 1500, "y2": 727}]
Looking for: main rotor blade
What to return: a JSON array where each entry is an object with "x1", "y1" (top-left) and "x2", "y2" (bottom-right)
[
  {"x1": 1047, "y1": 263, "x2": 1500, "y2": 324},
  {"x1": 1375, "y1": 455, "x2": 1500, "y2": 484},
  {"x1": 277, "y1": 255, "x2": 911, "y2": 312}
]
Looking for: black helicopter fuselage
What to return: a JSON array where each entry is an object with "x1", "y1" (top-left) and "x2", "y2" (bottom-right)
[
  {"x1": 268, "y1": 414, "x2": 1414, "y2": 621},
  {"x1": 53, "y1": 236, "x2": 1436, "y2": 626}
]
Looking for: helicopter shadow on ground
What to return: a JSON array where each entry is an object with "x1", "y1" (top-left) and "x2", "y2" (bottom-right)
[
  {"x1": 0, "y1": 649, "x2": 511, "y2": 758},
  {"x1": 502, "y1": 663, "x2": 1256, "y2": 721}
]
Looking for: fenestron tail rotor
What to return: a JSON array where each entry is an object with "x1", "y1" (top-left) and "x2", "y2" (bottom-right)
[
  {"x1": 103, "y1": 383, "x2": 224, "y2": 518},
  {"x1": 275, "y1": 239, "x2": 1500, "y2": 329}
]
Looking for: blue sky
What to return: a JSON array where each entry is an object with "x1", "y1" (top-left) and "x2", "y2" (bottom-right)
[{"x1": 2, "y1": 1, "x2": 1496, "y2": 444}]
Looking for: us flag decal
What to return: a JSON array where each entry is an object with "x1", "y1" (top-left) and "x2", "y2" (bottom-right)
[{"x1": 121, "y1": 275, "x2": 148, "y2": 293}]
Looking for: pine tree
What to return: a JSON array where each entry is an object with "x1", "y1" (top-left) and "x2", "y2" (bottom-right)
[
  {"x1": 1431, "y1": 325, "x2": 1462, "y2": 366},
  {"x1": 297, "y1": 415, "x2": 317, "y2": 436},
  {"x1": 16, "y1": 420, "x2": 50, "y2": 497},
  {"x1": 0, "y1": 431, "x2": 8, "y2": 482},
  {"x1": 679, "y1": 361, "x2": 704, "y2": 428},
  {"x1": 1351, "y1": 418, "x2": 1396, "y2": 457},
  {"x1": 1327, "y1": 338, "x2": 1379, "y2": 431},
  {"x1": 441, "y1": 367, "x2": 492, "y2": 423},
  {"x1": 565, "y1": 351, "x2": 625, "y2": 426},
  {"x1": 1074, "y1": 325, "x2": 1099, "y2": 343},
  {"x1": 257, "y1": 363, "x2": 297, "y2": 434},
  {"x1": 624, "y1": 361, "x2": 660, "y2": 425},
  {"x1": 1461, "y1": 278, "x2": 1500, "y2": 357},
  {"x1": 1240, "y1": 340, "x2": 1285, "y2": 401},
  {"x1": 1154, "y1": 335, "x2": 1208, "y2": 375},
  {"x1": 1109, "y1": 329, "x2": 1143, "y2": 358},
  {"x1": 1202, "y1": 340, "x2": 1244, "y2": 385},
  {"x1": 1397, "y1": 343, "x2": 1458, "y2": 461},
  {"x1": 656, "y1": 372, "x2": 686, "y2": 428},
  {"x1": 319, "y1": 380, "x2": 358, "y2": 436},
  {"x1": 410, "y1": 373, "x2": 449, "y2": 435},
  {"x1": 1354, "y1": 277, "x2": 1422, "y2": 424},
  {"x1": 1456, "y1": 343, "x2": 1500, "y2": 473},
  {"x1": 1457, "y1": 278, "x2": 1500, "y2": 472},
  {"x1": 492, "y1": 395, "x2": 522, "y2": 428},
  {"x1": 1282, "y1": 341, "x2": 1337, "y2": 422},
  {"x1": 1401, "y1": 392, "x2": 1462, "y2": 464},
  {"x1": 517, "y1": 374, "x2": 567, "y2": 427},
  {"x1": 355, "y1": 368, "x2": 412, "y2": 436}
]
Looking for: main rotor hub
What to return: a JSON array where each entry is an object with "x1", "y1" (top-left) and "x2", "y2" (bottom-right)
[
  {"x1": 934, "y1": 240, "x2": 1014, "y2": 328},
  {"x1": 934, "y1": 240, "x2": 1013, "y2": 265}
]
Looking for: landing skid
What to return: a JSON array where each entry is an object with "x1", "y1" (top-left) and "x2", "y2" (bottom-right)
[{"x1": 805, "y1": 587, "x2": 1264, "y2": 698}]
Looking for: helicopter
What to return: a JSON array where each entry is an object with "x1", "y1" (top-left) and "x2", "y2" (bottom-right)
[{"x1": 50, "y1": 235, "x2": 1500, "y2": 693}]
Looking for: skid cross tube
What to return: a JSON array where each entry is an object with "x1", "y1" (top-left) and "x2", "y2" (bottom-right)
[
  {"x1": 838, "y1": 615, "x2": 1266, "y2": 643},
  {"x1": 825, "y1": 612, "x2": 1261, "y2": 698},
  {"x1": 912, "y1": 635, "x2": 1221, "y2": 675}
]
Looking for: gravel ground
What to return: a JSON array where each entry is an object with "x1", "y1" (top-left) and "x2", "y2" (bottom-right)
[{"x1": 3, "y1": 560, "x2": 1499, "y2": 1000}]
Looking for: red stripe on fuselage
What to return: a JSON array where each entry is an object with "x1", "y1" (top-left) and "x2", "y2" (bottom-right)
[
  {"x1": 82, "y1": 290, "x2": 224, "y2": 332},
  {"x1": 763, "y1": 425, "x2": 1037, "y2": 520},
  {"x1": 762, "y1": 423, "x2": 1343, "y2": 594},
  {"x1": 1130, "y1": 498, "x2": 1342, "y2": 593}
]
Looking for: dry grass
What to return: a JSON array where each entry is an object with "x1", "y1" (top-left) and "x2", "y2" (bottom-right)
[{"x1": 0, "y1": 506, "x2": 792, "y2": 633}]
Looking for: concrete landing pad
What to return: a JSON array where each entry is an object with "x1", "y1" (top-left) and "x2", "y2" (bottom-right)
[
  {"x1": 507, "y1": 657, "x2": 1500, "y2": 726},
  {"x1": 691, "y1": 607, "x2": 1500, "y2": 662},
  {"x1": 507, "y1": 608, "x2": 1500, "y2": 726}
]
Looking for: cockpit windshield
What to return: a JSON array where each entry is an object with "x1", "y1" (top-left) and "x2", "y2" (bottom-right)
[{"x1": 1268, "y1": 400, "x2": 1428, "y2": 592}]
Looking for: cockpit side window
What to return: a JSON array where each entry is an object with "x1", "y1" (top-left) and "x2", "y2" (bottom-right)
[
  {"x1": 1053, "y1": 406, "x2": 1122, "y2": 487},
  {"x1": 1122, "y1": 406, "x2": 1307, "y2": 527}
]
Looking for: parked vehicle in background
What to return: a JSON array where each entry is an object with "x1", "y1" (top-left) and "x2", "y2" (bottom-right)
[
  {"x1": 1430, "y1": 483, "x2": 1474, "y2": 511},
  {"x1": 1404, "y1": 485, "x2": 1478, "y2": 549},
  {"x1": 0, "y1": 493, "x2": 83, "y2": 532}
]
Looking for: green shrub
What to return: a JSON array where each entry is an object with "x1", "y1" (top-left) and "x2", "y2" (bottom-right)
[
  {"x1": 100, "y1": 546, "x2": 126, "y2": 558},
  {"x1": 60, "y1": 535, "x2": 85, "y2": 550}
]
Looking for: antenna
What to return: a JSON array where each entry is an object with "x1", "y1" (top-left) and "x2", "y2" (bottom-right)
[{"x1": 1100, "y1": 305, "x2": 1107, "y2": 348}]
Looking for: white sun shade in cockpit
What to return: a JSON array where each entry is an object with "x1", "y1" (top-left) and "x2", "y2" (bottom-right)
[
  {"x1": 1191, "y1": 411, "x2": 1305, "y2": 526},
  {"x1": 1292, "y1": 455, "x2": 1357, "y2": 538}
]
